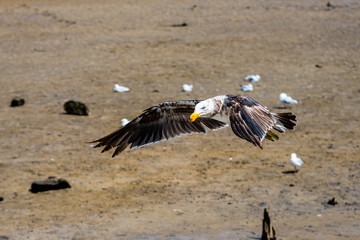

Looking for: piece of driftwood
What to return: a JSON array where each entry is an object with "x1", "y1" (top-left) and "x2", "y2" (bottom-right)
[
  {"x1": 30, "y1": 176, "x2": 71, "y2": 193},
  {"x1": 261, "y1": 208, "x2": 276, "y2": 240}
]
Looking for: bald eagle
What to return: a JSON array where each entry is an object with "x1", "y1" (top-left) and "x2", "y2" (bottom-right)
[{"x1": 92, "y1": 95, "x2": 297, "y2": 157}]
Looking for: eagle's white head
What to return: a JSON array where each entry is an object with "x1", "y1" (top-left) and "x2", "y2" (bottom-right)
[{"x1": 190, "y1": 96, "x2": 225, "y2": 122}]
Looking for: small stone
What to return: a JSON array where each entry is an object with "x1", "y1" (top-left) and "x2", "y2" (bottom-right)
[
  {"x1": 0, "y1": 236, "x2": 9, "y2": 240},
  {"x1": 10, "y1": 96, "x2": 25, "y2": 107},
  {"x1": 64, "y1": 100, "x2": 89, "y2": 115},
  {"x1": 30, "y1": 176, "x2": 71, "y2": 193},
  {"x1": 327, "y1": 197, "x2": 338, "y2": 206},
  {"x1": 173, "y1": 209, "x2": 184, "y2": 215},
  {"x1": 0, "y1": 197, "x2": 3, "y2": 201}
]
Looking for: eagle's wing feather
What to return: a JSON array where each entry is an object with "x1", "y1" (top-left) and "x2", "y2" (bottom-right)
[
  {"x1": 92, "y1": 100, "x2": 227, "y2": 157},
  {"x1": 227, "y1": 95, "x2": 277, "y2": 149}
]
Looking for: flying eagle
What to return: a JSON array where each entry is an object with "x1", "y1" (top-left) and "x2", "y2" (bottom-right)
[{"x1": 92, "y1": 95, "x2": 297, "y2": 157}]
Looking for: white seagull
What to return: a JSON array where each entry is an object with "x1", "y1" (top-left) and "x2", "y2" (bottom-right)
[
  {"x1": 182, "y1": 84, "x2": 193, "y2": 92},
  {"x1": 240, "y1": 83, "x2": 253, "y2": 92},
  {"x1": 289, "y1": 153, "x2": 304, "y2": 173},
  {"x1": 92, "y1": 95, "x2": 297, "y2": 157},
  {"x1": 114, "y1": 84, "x2": 130, "y2": 93},
  {"x1": 245, "y1": 75, "x2": 260, "y2": 82},
  {"x1": 121, "y1": 118, "x2": 130, "y2": 127},
  {"x1": 279, "y1": 93, "x2": 298, "y2": 107}
]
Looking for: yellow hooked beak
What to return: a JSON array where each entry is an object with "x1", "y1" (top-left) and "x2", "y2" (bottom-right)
[{"x1": 190, "y1": 112, "x2": 201, "y2": 122}]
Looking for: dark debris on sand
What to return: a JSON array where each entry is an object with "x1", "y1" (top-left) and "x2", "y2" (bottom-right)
[{"x1": 30, "y1": 176, "x2": 71, "y2": 193}]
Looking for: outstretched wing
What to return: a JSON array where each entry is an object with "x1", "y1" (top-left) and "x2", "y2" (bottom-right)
[
  {"x1": 92, "y1": 100, "x2": 227, "y2": 157},
  {"x1": 227, "y1": 95, "x2": 278, "y2": 149}
]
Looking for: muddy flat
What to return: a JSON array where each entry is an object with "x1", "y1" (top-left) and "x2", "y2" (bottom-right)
[{"x1": 1, "y1": 0, "x2": 359, "y2": 239}]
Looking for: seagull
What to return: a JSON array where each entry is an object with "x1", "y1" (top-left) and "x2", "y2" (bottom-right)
[
  {"x1": 245, "y1": 75, "x2": 260, "y2": 82},
  {"x1": 182, "y1": 84, "x2": 193, "y2": 92},
  {"x1": 289, "y1": 153, "x2": 303, "y2": 173},
  {"x1": 240, "y1": 83, "x2": 253, "y2": 92},
  {"x1": 114, "y1": 84, "x2": 130, "y2": 92},
  {"x1": 92, "y1": 95, "x2": 297, "y2": 157},
  {"x1": 279, "y1": 93, "x2": 298, "y2": 108},
  {"x1": 121, "y1": 118, "x2": 130, "y2": 127}
]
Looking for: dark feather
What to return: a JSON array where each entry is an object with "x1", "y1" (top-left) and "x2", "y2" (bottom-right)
[
  {"x1": 274, "y1": 112, "x2": 297, "y2": 130},
  {"x1": 91, "y1": 100, "x2": 226, "y2": 156},
  {"x1": 227, "y1": 95, "x2": 296, "y2": 149}
]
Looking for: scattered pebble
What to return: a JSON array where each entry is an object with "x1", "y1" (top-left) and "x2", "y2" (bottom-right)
[
  {"x1": 0, "y1": 196, "x2": 3, "y2": 202},
  {"x1": 30, "y1": 176, "x2": 71, "y2": 193},
  {"x1": 114, "y1": 84, "x2": 130, "y2": 92},
  {"x1": 10, "y1": 96, "x2": 25, "y2": 107},
  {"x1": 121, "y1": 118, "x2": 130, "y2": 127},
  {"x1": 64, "y1": 100, "x2": 89, "y2": 115},
  {"x1": 245, "y1": 74, "x2": 260, "y2": 82},
  {"x1": 239, "y1": 83, "x2": 253, "y2": 92},
  {"x1": 173, "y1": 209, "x2": 184, "y2": 215},
  {"x1": 182, "y1": 84, "x2": 193, "y2": 92},
  {"x1": 279, "y1": 93, "x2": 298, "y2": 105}
]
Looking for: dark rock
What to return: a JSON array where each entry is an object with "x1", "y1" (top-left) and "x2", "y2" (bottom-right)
[
  {"x1": 0, "y1": 196, "x2": 3, "y2": 201},
  {"x1": 261, "y1": 208, "x2": 276, "y2": 240},
  {"x1": 315, "y1": 64, "x2": 322, "y2": 68},
  {"x1": 0, "y1": 236, "x2": 9, "y2": 240},
  {"x1": 10, "y1": 96, "x2": 25, "y2": 107},
  {"x1": 63, "y1": 100, "x2": 89, "y2": 115},
  {"x1": 30, "y1": 176, "x2": 71, "y2": 193},
  {"x1": 328, "y1": 197, "x2": 338, "y2": 206}
]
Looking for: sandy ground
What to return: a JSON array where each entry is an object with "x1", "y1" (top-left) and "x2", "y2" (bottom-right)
[{"x1": 1, "y1": 0, "x2": 360, "y2": 239}]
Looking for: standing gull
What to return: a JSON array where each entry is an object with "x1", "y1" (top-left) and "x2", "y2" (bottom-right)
[
  {"x1": 245, "y1": 75, "x2": 261, "y2": 82},
  {"x1": 289, "y1": 153, "x2": 304, "y2": 173},
  {"x1": 279, "y1": 93, "x2": 298, "y2": 108},
  {"x1": 239, "y1": 83, "x2": 253, "y2": 92},
  {"x1": 92, "y1": 95, "x2": 297, "y2": 157}
]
